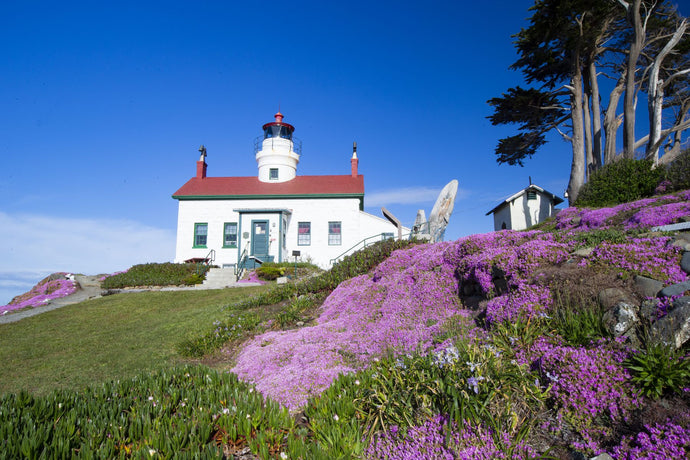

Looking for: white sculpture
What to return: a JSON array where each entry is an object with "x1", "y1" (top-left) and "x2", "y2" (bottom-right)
[{"x1": 413, "y1": 180, "x2": 458, "y2": 243}]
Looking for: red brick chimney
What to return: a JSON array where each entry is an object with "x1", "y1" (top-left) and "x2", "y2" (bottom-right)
[
  {"x1": 197, "y1": 145, "x2": 207, "y2": 179},
  {"x1": 351, "y1": 141, "x2": 358, "y2": 178}
]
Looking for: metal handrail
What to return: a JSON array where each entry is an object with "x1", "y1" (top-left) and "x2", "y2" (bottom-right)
[
  {"x1": 329, "y1": 232, "x2": 400, "y2": 266},
  {"x1": 196, "y1": 249, "x2": 215, "y2": 275},
  {"x1": 236, "y1": 247, "x2": 249, "y2": 280}
]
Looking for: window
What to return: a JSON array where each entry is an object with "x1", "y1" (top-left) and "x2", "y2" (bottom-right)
[
  {"x1": 298, "y1": 222, "x2": 311, "y2": 246},
  {"x1": 527, "y1": 190, "x2": 537, "y2": 200},
  {"x1": 382, "y1": 232, "x2": 394, "y2": 240},
  {"x1": 328, "y1": 221, "x2": 342, "y2": 245},
  {"x1": 193, "y1": 223, "x2": 208, "y2": 247},
  {"x1": 269, "y1": 168, "x2": 279, "y2": 180},
  {"x1": 223, "y1": 222, "x2": 238, "y2": 248}
]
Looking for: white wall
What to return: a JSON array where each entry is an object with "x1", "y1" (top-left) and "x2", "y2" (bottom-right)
[
  {"x1": 491, "y1": 193, "x2": 557, "y2": 231},
  {"x1": 175, "y1": 197, "x2": 404, "y2": 268}
]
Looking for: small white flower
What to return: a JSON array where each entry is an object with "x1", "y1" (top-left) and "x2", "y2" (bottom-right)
[
  {"x1": 148, "y1": 449, "x2": 156, "y2": 456},
  {"x1": 222, "y1": 408, "x2": 230, "y2": 414},
  {"x1": 333, "y1": 414, "x2": 339, "y2": 421},
  {"x1": 246, "y1": 414, "x2": 251, "y2": 419},
  {"x1": 249, "y1": 388, "x2": 254, "y2": 393},
  {"x1": 148, "y1": 396, "x2": 154, "y2": 401},
  {"x1": 354, "y1": 380, "x2": 360, "y2": 385},
  {"x1": 280, "y1": 453, "x2": 288, "y2": 459}
]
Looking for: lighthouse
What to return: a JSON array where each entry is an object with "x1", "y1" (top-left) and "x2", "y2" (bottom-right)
[{"x1": 256, "y1": 112, "x2": 301, "y2": 183}]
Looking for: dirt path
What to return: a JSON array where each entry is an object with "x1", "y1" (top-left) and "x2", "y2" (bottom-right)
[
  {"x1": 0, "y1": 276, "x2": 262, "y2": 325},
  {"x1": 0, "y1": 275, "x2": 102, "y2": 325}
]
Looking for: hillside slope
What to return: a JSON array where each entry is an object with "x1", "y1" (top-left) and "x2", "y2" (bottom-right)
[{"x1": 230, "y1": 190, "x2": 690, "y2": 458}]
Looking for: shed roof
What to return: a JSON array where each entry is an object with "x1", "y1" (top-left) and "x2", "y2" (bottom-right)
[{"x1": 485, "y1": 184, "x2": 564, "y2": 216}]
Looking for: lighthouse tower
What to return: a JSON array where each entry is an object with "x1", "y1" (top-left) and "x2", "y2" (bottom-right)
[{"x1": 256, "y1": 112, "x2": 300, "y2": 183}]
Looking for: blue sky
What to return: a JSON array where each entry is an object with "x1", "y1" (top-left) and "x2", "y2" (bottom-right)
[{"x1": 2, "y1": 0, "x2": 688, "y2": 305}]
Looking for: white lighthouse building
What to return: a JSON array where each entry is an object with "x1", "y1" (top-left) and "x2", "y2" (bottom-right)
[{"x1": 172, "y1": 112, "x2": 406, "y2": 270}]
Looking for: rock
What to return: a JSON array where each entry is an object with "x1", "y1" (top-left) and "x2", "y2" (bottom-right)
[
  {"x1": 634, "y1": 275, "x2": 664, "y2": 298},
  {"x1": 649, "y1": 300, "x2": 690, "y2": 349},
  {"x1": 571, "y1": 216, "x2": 582, "y2": 226},
  {"x1": 659, "y1": 280, "x2": 690, "y2": 297},
  {"x1": 491, "y1": 266, "x2": 509, "y2": 296},
  {"x1": 276, "y1": 276, "x2": 288, "y2": 284},
  {"x1": 598, "y1": 288, "x2": 634, "y2": 310},
  {"x1": 603, "y1": 302, "x2": 639, "y2": 337},
  {"x1": 296, "y1": 321, "x2": 305, "y2": 327},
  {"x1": 682, "y1": 252, "x2": 690, "y2": 275},
  {"x1": 639, "y1": 299, "x2": 660, "y2": 322},
  {"x1": 572, "y1": 247, "x2": 594, "y2": 257},
  {"x1": 590, "y1": 454, "x2": 614, "y2": 460},
  {"x1": 671, "y1": 239, "x2": 690, "y2": 251}
]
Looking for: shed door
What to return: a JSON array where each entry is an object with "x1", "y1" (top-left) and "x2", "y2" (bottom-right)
[{"x1": 251, "y1": 220, "x2": 269, "y2": 260}]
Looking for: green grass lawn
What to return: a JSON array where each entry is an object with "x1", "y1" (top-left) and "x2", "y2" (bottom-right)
[{"x1": 0, "y1": 286, "x2": 267, "y2": 395}]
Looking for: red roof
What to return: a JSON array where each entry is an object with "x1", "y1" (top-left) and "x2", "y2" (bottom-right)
[{"x1": 172, "y1": 175, "x2": 365, "y2": 199}]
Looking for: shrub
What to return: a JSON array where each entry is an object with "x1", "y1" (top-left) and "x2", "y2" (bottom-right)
[
  {"x1": 663, "y1": 146, "x2": 690, "y2": 192},
  {"x1": 624, "y1": 343, "x2": 690, "y2": 399},
  {"x1": 575, "y1": 158, "x2": 664, "y2": 207},
  {"x1": 256, "y1": 264, "x2": 285, "y2": 280},
  {"x1": 102, "y1": 263, "x2": 211, "y2": 288}
]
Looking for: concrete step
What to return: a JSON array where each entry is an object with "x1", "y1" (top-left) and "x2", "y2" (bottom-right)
[{"x1": 201, "y1": 268, "x2": 238, "y2": 288}]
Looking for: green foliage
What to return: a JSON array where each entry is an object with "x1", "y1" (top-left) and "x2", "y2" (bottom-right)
[
  {"x1": 177, "y1": 312, "x2": 263, "y2": 358},
  {"x1": 549, "y1": 291, "x2": 611, "y2": 346},
  {"x1": 624, "y1": 343, "x2": 690, "y2": 399},
  {"x1": 182, "y1": 273, "x2": 204, "y2": 285},
  {"x1": 276, "y1": 292, "x2": 326, "y2": 328},
  {"x1": 102, "y1": 263, "x2": 210, "y2": 289},
  {"x1": 256, "y1": 264, "x2": 286, "y2": 280},
  {"x1": 663, "y1": 146, "x2": 690, "y2": 192},
  {"x1": 0, "y1": 366, "x2": 303, "y2": 459},
  {"x1": 575, "y1": 159, "x2": 664, "y2": 207},
  {"x1": 179, "y1": 238, "x2": 417, "y2": 357},
  {"x1": 571, "y1": 228, "x2": 629, "y2": 248},
  {"x1": 305, "y1": 340, "x2": 548, "y2": 458}
]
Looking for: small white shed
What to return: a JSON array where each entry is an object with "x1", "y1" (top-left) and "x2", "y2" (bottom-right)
[{"x1": 486, "y1": 184, "x2": 564, "y2": 231}]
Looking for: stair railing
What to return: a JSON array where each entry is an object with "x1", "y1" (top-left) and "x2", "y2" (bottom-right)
[
  {"x1": 236, "y1": 247, "x2": 249, "y2": 280},
  {"x1": 197, "y1": 249, "x2": 216, "y2": 275}
]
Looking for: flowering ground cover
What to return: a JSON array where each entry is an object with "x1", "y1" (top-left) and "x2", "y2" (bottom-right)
[
  {"x1": 227, "y1": 192, "x2": 690, "y2": 458},
  {"x1": 0, "y1": 273, "x2": 76, "y2": 315},
  {"x1": 554, "y1": 190, "x2": 690, "y2": 231}
]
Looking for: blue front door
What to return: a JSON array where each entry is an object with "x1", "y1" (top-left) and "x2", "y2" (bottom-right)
[{"x1": 251, "y1": 220, "x2": 269, "y2": 261}]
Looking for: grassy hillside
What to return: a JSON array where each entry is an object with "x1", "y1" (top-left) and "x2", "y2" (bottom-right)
[{"x1": 0, "y1": 286, "x2": 267, "y2": 395}]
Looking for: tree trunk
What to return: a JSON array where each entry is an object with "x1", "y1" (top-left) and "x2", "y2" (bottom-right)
[
  {"x1": 622, "y1": 0, "x2": 644, "y2": 159},
  {"x1": 568, "y1": 67, "x2": 586, "y2": 204},
  {"x1": 604, "y1": 72, "x2": 626, "y2": 164},
  {"x1": 589, "y1": 60, "x2": 603, "y2": 170},
  {"x1": 583, "y1": 72, "x2": 594, "y2": 178},
  {"x1": 645, "y1": 19, "x2": 688, "y2": 163}
]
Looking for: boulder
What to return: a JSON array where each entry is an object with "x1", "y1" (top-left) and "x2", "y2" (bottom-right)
[
  {"x1": 634, "y1": 275, "x2": 663, "y2": 298},
  {"x1": 598, "y1": 288, "x2": 635, "y2": 310},
  {"x1": 649, "y1": 299, "x2": 690, "y2": 349},
  {"x1": 491, "y1": 266, "x2": 509, "y2": 296},
  {"x1": 639, "y1": 299, "x2": 660, "y2": 322},
  {"x1": 590, "y1": 454, "x2": 614, "y2": 460},
  {"x1": 572, "y1": 247, "x2": 594, "y2": 257},
  {"x1": 682, "y1": 251, "x2": 690, "y2": 275},
  {"x1": 659, "y1": 280, "x2": 690, "y2": 297},
  {"x1": 603, "y1": 302, "x2": 639, "y2": 337}
]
